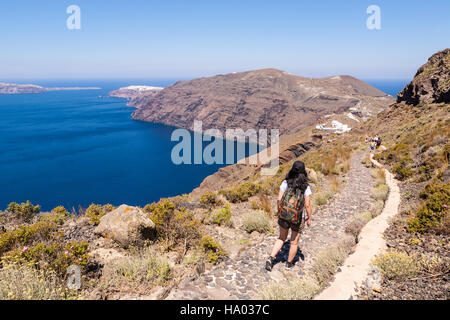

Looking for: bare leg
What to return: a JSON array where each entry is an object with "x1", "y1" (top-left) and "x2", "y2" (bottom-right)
[
  {"x1": 270, "y1": 227, "x2": 288, "y2": 258},
  {"x1": 288, "y1": 230, "x2": 301, "y2": 263}
]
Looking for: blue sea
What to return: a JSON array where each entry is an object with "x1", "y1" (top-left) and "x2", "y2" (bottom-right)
[
  {"x1": 0, "y1": 79, "x2": 258, "y2": 211},
  {"x1": 0, "y1": 78, "x2": 408, "y2": 211}
]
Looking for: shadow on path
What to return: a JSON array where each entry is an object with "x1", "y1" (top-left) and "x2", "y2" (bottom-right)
[{"x1": 273, "y1": 241, "x2": 305, "y2": 266}]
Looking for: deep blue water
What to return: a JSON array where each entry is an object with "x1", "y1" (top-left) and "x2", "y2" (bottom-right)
[
  {"x1": 364, "y1": 79, "x2": 409, "y2": 97},
  {"x1": 0, "y1": 79, "x2": 407, "y2": 211},
  {"x1": 0, "y1": 79, "x2": 256, "y2": 211}
]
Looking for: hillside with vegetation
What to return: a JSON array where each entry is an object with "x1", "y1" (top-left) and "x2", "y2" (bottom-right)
[
  {"x1": 0, "y1": 49, "x2": 448, "y2": 300},
  {"x1": 355, "y1": 49, "x2": 449, "y2": 299}
]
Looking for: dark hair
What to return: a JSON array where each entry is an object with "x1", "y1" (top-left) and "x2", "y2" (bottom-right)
[{"x1": 285, "y1": 161, "x2": 308, "y2": 194}]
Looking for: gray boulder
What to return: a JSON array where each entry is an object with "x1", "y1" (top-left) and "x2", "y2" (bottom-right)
[{"x1": 94, "y1": 204, "x2": 156, "y2": 247}]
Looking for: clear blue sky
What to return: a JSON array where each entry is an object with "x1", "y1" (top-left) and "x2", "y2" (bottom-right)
[{"x1": 1, "y1": 0, "x2": 448, "y2": 79}]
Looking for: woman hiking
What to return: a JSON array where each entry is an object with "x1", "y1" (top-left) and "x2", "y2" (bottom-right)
[{"x1": 265, "y1": 161, "x2": 312, "y2": 271}]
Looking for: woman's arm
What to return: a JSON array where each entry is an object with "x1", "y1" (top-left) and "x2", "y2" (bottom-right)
[
  {"x1": 278, "y1": 189, "x2": 284, "y2": 202},
  {"x1": 305, "y1": 195, "x2": 312, "y2": 226}
]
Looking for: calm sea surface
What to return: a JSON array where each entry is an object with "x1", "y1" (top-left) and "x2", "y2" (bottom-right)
[{"x1": 0, "y1": 79, "x2": 408, "y2": 211}]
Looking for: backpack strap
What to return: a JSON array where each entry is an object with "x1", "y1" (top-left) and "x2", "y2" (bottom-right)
[{"x1": 278, "y1": 187, "x2": 288, "y2": 216}]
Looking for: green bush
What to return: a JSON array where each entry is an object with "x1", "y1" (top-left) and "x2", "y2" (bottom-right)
[
  {"x1": 85, "y1": 204, "x2": 115, "y2": 225},
  {"x1": 219, "y1": 182, "x2": 261, "y2": 203},
  {"x1": 0, "y1": 221, "x2": 58, "y2": 256},
  {"x1": 6, "y1": 201, "x2": 40, "y2": 222},
  {"x1": 208, "y1": 204, "x2": 232, "y2": 227},
  {"x1": 242, "y1": 210, "x2": 271, "y2": 234},
  {"x1": 199, "y1": 192, "x2": 223, "y2": 207},
  {"x1": 392, "y1": 159, "x2": 414, "y2": 180},
  {"x1": 199, "y1": 235, "x2": 227, "y2": 264},
  {"x1": 2, "y1": 241, "x2": 89, "y2": 277},
  {"x1": 408, "y1": 182, "x2": 449, "y2": 233},
  {"x1": 39, "y1": 206, "x2": 70, "y2": 225},
  {"x1": 377, "y1": 143, "x2": 411, "y2": 165},
  {"x1": 52, "y1": 206, "x2": 69, "y2": 216},
  {"x1": 145, "y1": 199, "x2": 202, "y2": 251}
]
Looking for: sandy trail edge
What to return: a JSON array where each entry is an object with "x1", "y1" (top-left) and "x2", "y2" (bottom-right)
[{"x1": 314, "y1": 153, "x2": 400, "y2": 300}]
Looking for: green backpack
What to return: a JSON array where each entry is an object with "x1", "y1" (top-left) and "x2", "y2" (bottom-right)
[{"x1": 278, "y1": 186, "x2": 305, "y2": 225}]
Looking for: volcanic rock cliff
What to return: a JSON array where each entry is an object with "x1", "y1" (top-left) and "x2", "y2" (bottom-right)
[
  {"x1": 397, "y1": 48, "x2": 450, "y2": 105},
  {"x1": 130, "y1": 69, "x2": 394, "y2": 140}
]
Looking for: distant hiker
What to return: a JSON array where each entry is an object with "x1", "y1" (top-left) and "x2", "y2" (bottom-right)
[
  {"x1": 265, "y1": 161, "x2": 312, "y2": 271},
  {"x1": 376, "y1": 136, "x2": 382, "y2": 149}
]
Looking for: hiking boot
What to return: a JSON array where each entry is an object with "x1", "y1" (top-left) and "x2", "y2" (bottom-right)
[
  {"x1": 285, "y1": 261, "x2": 294, "y2": 269},
  {"x1": 265, "y1": 257, "x2": 275, "y2": 271}
]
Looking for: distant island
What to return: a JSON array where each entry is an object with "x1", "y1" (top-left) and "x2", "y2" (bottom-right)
[{"x1": 0, "y1": 83, "x2": 101, "y2": 95}]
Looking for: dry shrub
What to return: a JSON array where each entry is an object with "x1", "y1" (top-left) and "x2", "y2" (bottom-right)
[
  {"x1": 250, "y1": 200, "x2": 261, "y2": 210},
  {"x1": 337, "y1": 159, "x2": 351, "y2": 174},
  {"x1": 370, "y1": 200, "x2": 385, "y2": 217},
  {"x1": 361, "y1": 153, "x2": 373, "y2": 168},
  {"x1": 417, "y1": 254, "x2": 449, "y2": 275},
  {"x1": 345, "y1": 211, "x2": 373, "y2": 237},
  {"x1": 372, "y1": 251, "x2": 419, "y2": 281},
  {"x1": 242, "y1": 210, "x2": 271, "y2": 234},
  {"x1": 219, "y1": 182, "x2": 262, "y2": 203},
  {"x1": 371, "y1": 184, "x2": 389, "y2": 201},
  {"x1": 303, "y1": 145, "x2": 352, "y2": 176},
  {"x1": 258, "y1": 194, "x2": 272, "y2": 214},
  {"x1": 312, "y1": 236, "x2": 355, "y2": 286},
  {"x1": 432, "y1": 212, "x2": 450, "y2": 235},
  {"x1": 313, "y1": 190, "x2": 333, "y2": 207},
  {"x1": 260, "y1": 175, "x2": 284, "y2": 196},
  {"x1": 108, "y1": 249, "x2": 172, "y2": 287},
  {"x1": 329, "y1": 176, "x2": 342, "y2": 194},
  {"x1": 0, "y1": 262, "x2": 75, "y2": 300},
  {"x1": 259, "y1": 276, "x2": 320, "y2": 300},
  {"x1": 371, "y1": 168, "x2": 386, "y2": 186}
]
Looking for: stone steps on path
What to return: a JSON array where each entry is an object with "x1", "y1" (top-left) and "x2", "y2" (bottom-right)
[{"x1": 166, "y1": 152, "x2": 376, "y2": 300}]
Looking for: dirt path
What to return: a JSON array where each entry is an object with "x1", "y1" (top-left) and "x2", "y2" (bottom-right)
[
  {"x1": 166, "y1": 152, "x2": 376, "y2": 300},
  {"x1": 314, "y1": 154, "x2": 400, "y2": 300}
]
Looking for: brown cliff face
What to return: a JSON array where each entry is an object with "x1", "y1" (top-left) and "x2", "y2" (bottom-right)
[
  {"x1": 130, "y1": 69, "x2": 394, "y2": 141},
  {"x1": 397, "y1": 48, "x2": 450, "y2": 105}
]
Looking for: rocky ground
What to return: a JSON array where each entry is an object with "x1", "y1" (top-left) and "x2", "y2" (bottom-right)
[
  {"x1": 356, "y1": 218, "x2": 450, "y2": 300},
  {"x1": 166, "y1": 152, "x2": 375, "y2": 300},
  {"x1": 356, "y1": 180, "x2": 450, "y2": 300}
]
